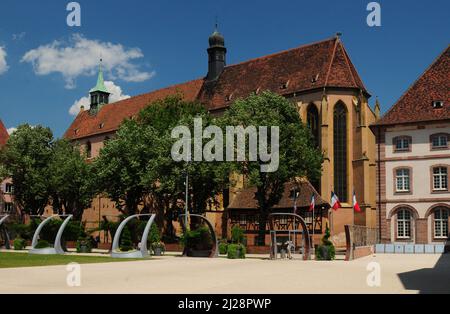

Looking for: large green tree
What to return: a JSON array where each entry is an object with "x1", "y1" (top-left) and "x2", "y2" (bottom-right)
[
  {"x1": 93, "y1": 119, "x2": 161, "y2": 216},
  {"x1": 48, "y1": 139, "x2": 95, "y2": 221},
  {"x1": 138, "y1": 95, "x2": 228, "y2": 239},
  {"x1": 1, "y1": 125, "x2": 53, "y2": 216},
  {"x1": 220, "y1": 91, "x2": 323, "y2": 245}
]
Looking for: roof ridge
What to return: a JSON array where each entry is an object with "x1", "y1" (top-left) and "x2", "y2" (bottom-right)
[
  {"x1": 324, "y1": 38, "x2": 339, "y2": 87},
  {"x1": 377, "y1": 44, "x2": 450, "y2": 124},
  {"x1": 225, "y1": 36, "x2": 337, "y2": 69},
  {"x1": 338, "y1": 40, "x2": 359, "y2": 88},
  {"x1": 100, "y1": 77, "x2": 204, "y2": 108}
]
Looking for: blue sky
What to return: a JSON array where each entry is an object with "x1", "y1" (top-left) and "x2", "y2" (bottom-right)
[{"x1": 0, "y1": 0, "x2": 448, "y2": 137}]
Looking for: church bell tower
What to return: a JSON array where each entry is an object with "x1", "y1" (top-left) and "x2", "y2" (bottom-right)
[
  {"x1": 206, "y1": 25, "x2": 227, "y2": 82},
  {"x1": 89, "y1": 59, "x2": 110, "y2": 114}
]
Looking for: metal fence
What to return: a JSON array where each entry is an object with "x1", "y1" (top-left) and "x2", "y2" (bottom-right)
[{"x1": 345, "y1": 225, "x2": 380, "y2": 261}]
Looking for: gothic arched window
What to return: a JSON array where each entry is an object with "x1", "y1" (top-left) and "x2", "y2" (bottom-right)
[
  {"x1": 333, "y1": 101, "x2": 348, "y2": 202},
  {"x1": 307, "y1": 104, "x2": 320, "y2": 148}
]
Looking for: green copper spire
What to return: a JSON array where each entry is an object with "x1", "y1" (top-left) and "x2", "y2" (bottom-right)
[{"x1": 90, "y1": 59, "x2": 109, "y2": 94}]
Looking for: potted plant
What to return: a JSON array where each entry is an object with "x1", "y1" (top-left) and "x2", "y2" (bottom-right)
[
  {"x1": 227, "y1": 226, "x2": 246, "y2": 259},
  {"x1": 76, "y1": 237, "x2": 93, "y2": 253},
  {"x1": 181, "y1": 226, "x2": 213, "y2": 257},
  {"x1": 151, "y1": 241, "x2": 166, "y2": 256},
  {"x1": 315, "y1": 224, "x2": 335, "y2": 261},
  {"x1": 227, "y1": 243, "x2": 246, "y2": 259}
]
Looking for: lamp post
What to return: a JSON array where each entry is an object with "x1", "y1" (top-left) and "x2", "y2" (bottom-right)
[{"x1": 184, "y1": 164, "x2": 189, "y2": 230}]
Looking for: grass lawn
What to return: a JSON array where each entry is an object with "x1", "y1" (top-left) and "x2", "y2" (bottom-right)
[{"x1": 0, "y1": 252, "x2": 144, "y2": 269}]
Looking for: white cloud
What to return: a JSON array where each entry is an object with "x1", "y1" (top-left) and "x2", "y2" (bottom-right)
[
  {"x1": 0, "y1": 46, "x2": 9, "y2": 75},
  {"x1": 21, "y1": 34, "x2": 155, "y2": 89},
  {"x1": 69, "y1": 81, "x2": 131, "y2": 116},
  {"x1": 7, "y1": 127, "x2": 17, "y2": 135}
]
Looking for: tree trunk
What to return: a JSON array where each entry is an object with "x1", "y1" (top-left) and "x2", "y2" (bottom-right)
[{"x1": 257, "y1": 210, "x2": 268, "y2": 246}]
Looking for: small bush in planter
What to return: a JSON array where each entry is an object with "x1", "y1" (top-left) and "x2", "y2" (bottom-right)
[
  {"x1": 219, "y1": 241, "x2": 228, "y2": 255},
  {"x1": 151, "y1": 241, "x2": 166, "y2": 256},
  {"x1": 315, "y1": 225, "x2": 335, "y2": 261},
  {"x1": 227, "y1": 243, "x2": 246, "y2": 259},
  {"x1": 180, "y1": 226, "x2": 213, "y2": 257},
  {"x1": 76, "y1": 237, "x2": 93, "y2": 253},
  {"x1": 13, "y1": 238, "x2": 27, "y2": 250},
  {"x1": 35, "y1": 239, "x2": 51, "y2": 249}
]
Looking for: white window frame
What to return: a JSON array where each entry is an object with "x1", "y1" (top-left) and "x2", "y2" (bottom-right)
[
  {"x1": 395, "y1": 138, "x2": 410, "y2": 151},
  {"x1": 397, "y1": 209, "x2": 412, "y2": 239},
  {"x1": 396, "y1": 169, "x2": 410, "y2": 192},
  {"x1": 433, "y1": 167, "x2": 448, "y2": 191},
  {"x1": 434, "y1": 208, "x2": 449, "y2": 239},
  {"x1": 432, "y1": 135, "x2": 448, "y2": 149}
]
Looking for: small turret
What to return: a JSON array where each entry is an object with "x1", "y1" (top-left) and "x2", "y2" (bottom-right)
[{"x1": 89, "y1": 59, "x2": 110, "y2": 114}]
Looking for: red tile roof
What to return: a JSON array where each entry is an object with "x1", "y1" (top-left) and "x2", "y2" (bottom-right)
[
  {"x1": 65, "y1": 37, "x2": 368, "y2": 140},
  {"x1": 199, "y1": 37, "x2": 367, "y2": 110},
  {"x1": 228, "y1": 180, "x2": 329, "y2": 210},
  {"x1": 374, "y1": 45, "x2": 450, "y2": 126},
  {"x1": 65, "y1": 79, "x2": 204, "y2": 140},
  {"x1": 0, "y1": 120, "x2": 9, "y2": 147}
]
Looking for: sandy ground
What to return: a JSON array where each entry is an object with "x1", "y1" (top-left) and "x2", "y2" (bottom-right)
[{"x1": 0, "y1": 253, "x2": 448, "y2": 294}]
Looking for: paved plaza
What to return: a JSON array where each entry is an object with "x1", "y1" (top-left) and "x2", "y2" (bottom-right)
[{"x1": 0, "y1": 253, "x2": 449, "y2": 294}]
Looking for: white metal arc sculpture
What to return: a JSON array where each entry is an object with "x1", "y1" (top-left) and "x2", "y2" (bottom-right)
[
  {"x1": 29, "y1": 215, "x2": 73, "y2": 255},
  {"x1": 0, "y1": 215, "x2": 11, "y2": 249},
  {"x1": 111, "y1": 214, "x2": 156, "y2": 259}
]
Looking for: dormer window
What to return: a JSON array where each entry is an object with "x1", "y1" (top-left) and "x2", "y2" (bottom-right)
[
  {"x1": 280, "y1": 81, "x2": 290, "y2": 90},
  {"x1": 393, "y1": 136, "x2": 412, "y2": 152},
  {"x1": 433, "y1": 100, "x2": 444, "y2": 109},
  {"x1": 311, "y1": 74, "x2": 320, "y2": 83},
  {"x1": 99, "y1": 123, "x2": 105, "y2": 129},
  {"x1": 225, "y1": 94, "x2": 233, "y2": 102},
  {"x1": 74, "y1": 129, "x2": 79, "y2": 135}
]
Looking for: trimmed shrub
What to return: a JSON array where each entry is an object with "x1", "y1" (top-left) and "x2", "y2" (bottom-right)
[
  {"x1": 227, "y1": 243, "x2": 246, "y2": 259},
  {"x1": 35, "y1": 239, "x2": 51, "y2": 249},
  {"x1": 315, "y1": 225, "x2": 335, "y2": 261},
  {"x1": 13, "y1": 238, "x2": 27, "y2": 250},
  {"x1": 76, "y1": 237, "x2": 93, "y2": 253},
  {"x1": 219, "y1": 241, "x2": 228, "y2": 255},
  {"x1": 120, "y1": 228, "x2": 133, "y2": 252}
]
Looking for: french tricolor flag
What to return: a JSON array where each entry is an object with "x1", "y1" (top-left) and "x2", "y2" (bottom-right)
[
  {"x1": 353, "y1": 191, "x2": 361, "y2": 213},
  {"x1": 309, "y1": 194, "x2": 315, "y2": 212},
  {"x1": 330, "y1": 191, "x2": 341, "y2": 211}
]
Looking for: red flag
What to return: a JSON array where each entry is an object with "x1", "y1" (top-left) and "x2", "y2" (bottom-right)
[
  {"x1": 331, "y1": 191, "x2": 341, "y2": 211},
  {"x1": 353, "y1": 191, "x2": 361, "y2": 213}
]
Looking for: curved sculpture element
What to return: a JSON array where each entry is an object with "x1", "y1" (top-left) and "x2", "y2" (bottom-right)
[
  {"x1": 179, "y1": 214, "x2": 218, "y2": 258},
  {"x1": 268, "y1": 213, "x2": 311, "y2": 260},
  {"x1": 111, "y1": 214, "x2": 156, "y2": 259},
  {"x1": 29, "y1": 215, "x2": 73, "y2": 255},
  {"x1": 0, "y1": 215, "x2": 11, "y2": 249}
]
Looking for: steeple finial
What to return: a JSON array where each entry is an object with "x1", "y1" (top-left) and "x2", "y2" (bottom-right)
[{"x1": 375, "y1": 96, "x2": 381, "y2": 119}]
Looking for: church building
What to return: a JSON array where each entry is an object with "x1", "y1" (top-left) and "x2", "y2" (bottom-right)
[{"x1": 65, "y1": 30, "x2": 379, "y2": 246}]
